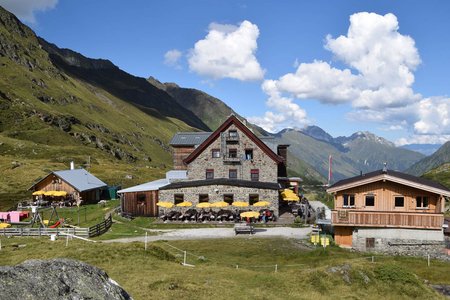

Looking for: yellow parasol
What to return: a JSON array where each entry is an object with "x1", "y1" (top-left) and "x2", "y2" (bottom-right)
[
  {"x1": 211, "y1": 201, "x2": 230, "y2": 208},
  {"x1": 176, "y1": 201, "x2": 193, "y2": 207},
  {"x1": 196, "y1": 202, "x2": 211, "y2": 208},
  {"x1": 0, "y1": 223, "x2": 11, "y2": 229},
  {"x1": 240, "y1": 211, "x2": 260, "y2": 218},
  {"x1": 32, "y1": 190, "x2": 45, "y2": 196},
  {"x1": 53, "y1": 191, "x2": 67, "y2": 197},
  {"x1": 156, "y1": 201, "x2": 174, "y2": 208},
  {"x1": 232, "y1": 201, "x2": 249, "y2": 207},
  {"x1": 283, "y1": 196, "x2": 300, "y2": 202},
  {"x1": 44, "y1": 191, "x2": 56, "y2": 196},
  {"x1": 252, "y1": 201, "x2": 271, "y2": 207}
]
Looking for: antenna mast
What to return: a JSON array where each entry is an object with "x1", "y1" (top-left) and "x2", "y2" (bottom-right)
[{"x1": 328, "y1": 155, "x2": 332, "y2": 186}]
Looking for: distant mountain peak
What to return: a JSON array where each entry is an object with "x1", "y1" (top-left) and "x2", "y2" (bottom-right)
[{"x1": 300, "y1": 125, "x2": 334, "y2": 143}]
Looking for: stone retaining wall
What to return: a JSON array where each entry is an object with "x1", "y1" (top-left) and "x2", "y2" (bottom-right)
[{"x1": 352, "y1": 227, "x2": 449, "y2": 259}]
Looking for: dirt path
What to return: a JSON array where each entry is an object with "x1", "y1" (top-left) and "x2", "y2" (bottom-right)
[{"x1": 102, "y1": 226, "x2": 312, "y2": 243}]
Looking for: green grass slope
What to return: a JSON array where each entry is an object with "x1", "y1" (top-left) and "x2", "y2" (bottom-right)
[
  {"x1": 422, "y1": 163, "x2": 450, "y2": 189},
  {"x1": 0, "y1": 237, "x2": 448, "y2": 299},
  {"x1": 0, "y1": 6, "x2": 193, "y2": 209}
]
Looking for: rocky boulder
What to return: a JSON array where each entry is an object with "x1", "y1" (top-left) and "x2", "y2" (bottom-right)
[{"x1": 0, "y1": 258, "x2": 132, "y2": 300}]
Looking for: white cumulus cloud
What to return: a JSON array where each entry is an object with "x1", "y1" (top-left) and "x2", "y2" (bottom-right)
[
  {"x1": 188, "y1": 20, "x2": 265, "y2": 81},
  {"x1": 0, "y1": 0, "x2": 58, "y2": 23},
  {"x1": 267, "y1": 12, "x2": 421, "y2": 110},
  {"x1": 413, "y1": 97, "x2": 450, "y2": 135},
  {"x1": 164, "y1": 49, "x2": 182, "y2": 69},
  {"x1": 252, "y1": 12, "x2": 449, "y2": 143},
  {"x1": 248, "y1": 80, "x2": 309, "y2": 132}
]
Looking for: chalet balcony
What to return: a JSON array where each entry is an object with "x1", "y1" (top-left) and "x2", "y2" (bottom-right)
[
  {"x1": 225, "y1": 134, "x2": 239, "y2": 143},
  {"x1": 331, "y1": 210, "x2": 444, "y2": 230},
  {"x1": 223, "y1": 154, "x2": 241, "y2": 163}
]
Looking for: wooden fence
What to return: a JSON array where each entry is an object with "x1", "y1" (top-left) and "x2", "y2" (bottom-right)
[
  {"x1": 88, "y1": 213, "x2": 112, "y2": 237},
  {"x1": 1, "y1": 213, "x2": 113, "y2": 238}
]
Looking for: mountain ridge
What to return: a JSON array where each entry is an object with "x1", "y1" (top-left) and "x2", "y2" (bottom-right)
[{"x1": 406, "y1": 141, "x2": 450, "y2": 176}]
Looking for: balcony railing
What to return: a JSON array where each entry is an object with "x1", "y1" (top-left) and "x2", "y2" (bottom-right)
[
  {"x1": 331, "y1": 210, "x2": 444, "y2": 229},
  {"x1": 225, "y1": 134, "x2": 239, "y2": 142},
  {"x1": 223, "y1": 153, "x2": 241, "y2": 163}
]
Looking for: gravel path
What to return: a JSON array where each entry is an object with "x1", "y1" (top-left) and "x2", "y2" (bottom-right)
[{"x1": 103, "y1": 226, "x2": 312, "y2": 243}]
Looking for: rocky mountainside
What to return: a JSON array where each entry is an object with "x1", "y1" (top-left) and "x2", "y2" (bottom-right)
[
  {"x1": 147, "y1": 77, "x2": 267, "y2": 136},
  {"x1": 40, "y1": 40, "x2": 210, "y2": 132},
  {"x1": 276, "y1": 128, "x2": 424, "y2": 182},
  {"x1": 0, "y1": 259, "x2": 131, "y2": 299},
  {"x1": 0, "y1": 6, "x2": 194, "y2": 207},
  {"x1": 406, "y1": 141, "x2": 450, "y2": 176}
]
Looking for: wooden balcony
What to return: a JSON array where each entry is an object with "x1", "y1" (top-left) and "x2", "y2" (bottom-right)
[{"x1": 331, "y1": 210, "x2": 444, "y2": 229}]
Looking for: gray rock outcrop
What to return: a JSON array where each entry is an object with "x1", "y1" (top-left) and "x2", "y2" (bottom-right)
[{"x1": 0, "y1": 258, "x2": 132, "y2": 300}]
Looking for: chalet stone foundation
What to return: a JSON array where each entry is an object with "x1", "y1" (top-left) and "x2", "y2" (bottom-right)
[
  {"x1": 159, "y1": 185, "x2": 279, "y2": 216},
  {"x1": 352, "y1": 228, "x2": 448, "y2": 259}
]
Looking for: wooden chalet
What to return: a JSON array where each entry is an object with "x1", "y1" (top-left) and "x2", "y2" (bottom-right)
[
  {"x1": 30, "y1": 168, "x2": 107, "y2": 204},
  {"x1": 327, "y1": 168, "x2": 450, "y2": 252}
]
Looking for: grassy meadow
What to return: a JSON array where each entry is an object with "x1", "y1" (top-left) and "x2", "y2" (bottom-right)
[{"x1": 0, "y1": 236, "x2": 448, "y2": 300}]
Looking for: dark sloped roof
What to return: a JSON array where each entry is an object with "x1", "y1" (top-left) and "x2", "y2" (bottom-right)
[
  {"x1": 183, "y1": 115, "x2": 283, "y2": 164},
  {"x1": 159, "y1": 178, "x2": 281, "y2": 190},
  {"x1": 328, "y1": 169, "x2": 450, "y2": 192},
  {"x1": 170, "y1": 132, "x2": 212, "y2": 146}
]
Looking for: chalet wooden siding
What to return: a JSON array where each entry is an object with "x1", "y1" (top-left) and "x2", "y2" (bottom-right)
[
  {"x1": 334, "y1": 227, "x2": 353, "y2": 247},
  {"x1": 334, "y1": 181, "x2": 441, "y2": 212},
  {"x1": 34, "y1": 174, "x2": 78, "y2": 196},
  {"x1": 172, "y1": 146, "x2": 195, "y2": 170},
  {"x1": 332, "y1": 210, "x2": 444, "y2": 229},
  {"x1": 121, "y1": 191, "x2": 158, "y2": 217}
]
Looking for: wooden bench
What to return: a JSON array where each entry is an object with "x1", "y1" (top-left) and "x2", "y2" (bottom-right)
[{"x1": 234, "y1": 223, "x2": 254, "y2": 235}]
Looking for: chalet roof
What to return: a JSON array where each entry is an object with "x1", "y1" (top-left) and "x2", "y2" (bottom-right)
[
  {"x1": 327, "y1": 169, "x2": 450, "y2": 196},
  {"x1": 159, "y1": 178, "x2": 281, "y2": 190},
  {"x1": 170, "y1": 132, "x2": 212, "y2": 146},
  {"x1": 183, "y1": 115, "x2": 283, "y2": 164},
  {"x1": 30, "y1": 168, "x2": 107, "y2": 192},
  {"x1": 117, "y1": 178, "x2": 170, "y2": 193}
]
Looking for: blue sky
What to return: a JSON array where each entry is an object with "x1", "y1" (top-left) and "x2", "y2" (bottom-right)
[{"x1": 2, "y1": 0, "x2": 450, "y2": 145}]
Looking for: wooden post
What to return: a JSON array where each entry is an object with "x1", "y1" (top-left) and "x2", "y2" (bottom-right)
[
  {"x1": 275, "y1": 264, "x2": 278, "y2": 272},
  {"x1": 144, "y1": 232, "x2": 148, "y2": 251},
  {"x1": 236, "y1": 265, "x2": 239, "y2": 269},
  {"x1": 183, "y1": 251, "x2": 187, "y2": 265},
  {"x1": 427, "y1": 254, "x2": 430, "y2": 267},
  {"x1": 372, "y1": 256, "x2": 374, "y2": 263}
]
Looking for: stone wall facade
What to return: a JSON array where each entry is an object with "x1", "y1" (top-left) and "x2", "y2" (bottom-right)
[
  {"x1": 159, "y1": 184, "x2": 279, "y2": 216},
  {"x1": 352, "y1": 227, "x2": 447, "y2": 259},
  {"x1": 187, "y1": 124, "x2": 278, "y2": 182}
]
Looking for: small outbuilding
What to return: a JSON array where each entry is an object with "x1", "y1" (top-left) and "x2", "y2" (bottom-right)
[
  {"x1": 30, "y1": 168, "x2": 107, "y2": 204},
  {"x1": 118, "y1": 170, "x2": 187, "y2": 217}
]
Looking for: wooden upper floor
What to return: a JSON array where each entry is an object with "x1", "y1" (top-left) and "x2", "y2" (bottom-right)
[{"x1": 327, "y1": 169, "x2": 450, "y2": 229}]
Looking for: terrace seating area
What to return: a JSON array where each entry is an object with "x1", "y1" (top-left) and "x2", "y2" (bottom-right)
[{"x1": 158, "y1": 209, "x2": 276, "y2": 223}]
